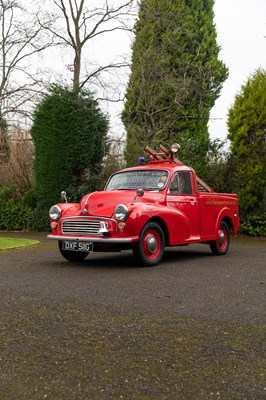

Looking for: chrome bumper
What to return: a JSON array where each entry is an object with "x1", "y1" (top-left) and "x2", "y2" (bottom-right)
[{"x1": 47, "y1": 234, "x2": 136, "y2": 244}]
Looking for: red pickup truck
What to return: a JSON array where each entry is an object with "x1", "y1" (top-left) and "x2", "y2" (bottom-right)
[{"x1": 47, "y1": 144, "x2": 240, "y2": 266}]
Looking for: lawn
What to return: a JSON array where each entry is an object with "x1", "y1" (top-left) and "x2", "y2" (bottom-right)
[{"x1": 0, "y1": 237, "x2": 39, "y2": 250}]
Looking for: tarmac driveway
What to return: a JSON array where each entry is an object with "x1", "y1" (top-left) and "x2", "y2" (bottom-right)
[{"x1": 0, "y1": 232, "x2": 265, "y2": 399}]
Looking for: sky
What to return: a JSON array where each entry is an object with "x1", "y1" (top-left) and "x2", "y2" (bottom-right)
[
  {"x1": 35, "y1": 0, "x2": 266, "y2": 143},
  {"x1": 209, "y1": 0, "x2": 266, "y2": 141}
]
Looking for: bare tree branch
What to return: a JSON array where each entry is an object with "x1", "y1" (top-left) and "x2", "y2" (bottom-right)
[
  {"x1": 0, "y1": 0, "x2": 55, "y2": 128},
  {"x1": 42, "y1": 0, "x2": 137, "y2": 92}
]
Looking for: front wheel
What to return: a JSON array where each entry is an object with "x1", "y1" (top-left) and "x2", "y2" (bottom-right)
[
  {"x1": 133, "y1": 222, "x2": 165, "y2": 266},
  {"x1": 210, "y1": 221, "x2": 230, "y2": 255},
  {"x1": 58, "y1": 241, "x2": 89, "y2": 262}
]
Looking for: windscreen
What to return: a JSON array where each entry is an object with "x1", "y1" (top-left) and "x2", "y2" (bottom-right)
[{"x1": 105, "y1": 170, "x2": 169, "y2": 191}]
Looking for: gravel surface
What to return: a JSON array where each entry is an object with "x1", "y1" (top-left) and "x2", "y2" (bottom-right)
[{"x1": 0, "y1": 232, "x2": 265, "y2": 400}]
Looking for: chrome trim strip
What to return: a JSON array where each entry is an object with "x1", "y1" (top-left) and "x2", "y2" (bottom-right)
[
  {"x1": 84, "y1": 192, "x2": 97, "y2": 208},
  {"x1": 47, "y1": 235, "x2": 134, "y2": 244}
]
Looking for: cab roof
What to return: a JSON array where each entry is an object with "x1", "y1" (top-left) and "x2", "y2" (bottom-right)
[{"x1": 118, "y1": 163, "x2": 194, "y2": 174}]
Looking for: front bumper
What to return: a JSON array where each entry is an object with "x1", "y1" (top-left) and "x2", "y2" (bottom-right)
[{"x1": 47, "y1": 234, "x2": 138, "y2": 244}]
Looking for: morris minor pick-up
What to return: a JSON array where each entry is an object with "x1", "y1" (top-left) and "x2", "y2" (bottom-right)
[{"x1": 47, "y1": 144, "x2": 240, "y2": 266}]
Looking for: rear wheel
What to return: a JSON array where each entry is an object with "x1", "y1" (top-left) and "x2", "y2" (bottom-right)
[
  {"x1": 133, "y1": 222, "x2": 165, "y2": 266},
  {"x1": 210, "y1": 221, "x2": 230, "y2": 255},
  {"x1": 58, "y1": 241, "x2": 89, "y2": 262}
]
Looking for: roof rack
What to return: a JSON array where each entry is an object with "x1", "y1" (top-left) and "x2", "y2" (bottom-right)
[{"x1": 145, "y1": 144, "x2": 212, "y2": 193}]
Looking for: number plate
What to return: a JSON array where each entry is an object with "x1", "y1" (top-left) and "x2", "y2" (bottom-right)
[{"x1": 62, "y1": 241, "x2": 93, "y2": 252}]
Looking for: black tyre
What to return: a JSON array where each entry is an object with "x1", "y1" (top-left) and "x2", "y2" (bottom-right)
[
  {"x1": 133, "y1": 222, "x2": 165, "y2": 266},
  {"x1": 210, "y1": 221, "x2": 230, "y2": 255},
  {"x1": 58, "y1": 241, "x2": 89, "y2": 262}
]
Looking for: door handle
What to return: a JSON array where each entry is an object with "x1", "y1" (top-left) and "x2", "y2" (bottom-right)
[{"x1": 190, "y1": 200, "x2": 197, "y2": 205}]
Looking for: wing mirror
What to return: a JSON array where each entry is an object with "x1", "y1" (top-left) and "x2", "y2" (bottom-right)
[
  {"x1": 134, "y1": 188, "x2": 144, "y2": 201},
  {"x1": 61, "y1": 191, "x2": 68, "y2": 203}
]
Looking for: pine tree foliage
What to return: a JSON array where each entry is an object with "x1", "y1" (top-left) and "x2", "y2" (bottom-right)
[
  {"x1": 227, "y1": 69, "x2": 266, "y2": 224},
  {"x1": 31, "y1": 85, "x2": 109, "y2": 230},
  {"x1": 123, "y1": 0, "x2": 228, "y2": 173}
]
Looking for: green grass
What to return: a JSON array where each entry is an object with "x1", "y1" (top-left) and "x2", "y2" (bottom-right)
[{"x1": 0, "y1": 237, "x2": 39, "y2": 250}]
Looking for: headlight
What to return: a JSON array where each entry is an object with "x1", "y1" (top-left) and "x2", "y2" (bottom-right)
[
  {"x1": 49, "y1": 205, "x2": 61, "y2": 221},
  {"x1": 114, "y1": 204, "x2": 128, "y2": 221}
]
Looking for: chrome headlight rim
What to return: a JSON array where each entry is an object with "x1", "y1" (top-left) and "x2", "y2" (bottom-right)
[
  {"x1": 171, "y1": 143, "x2": 180, "y2": 154},
  {"x1": 49, "y1": 205, "x2": 62, "y2": 221},
  {"x1": 114, "y1": 204, "x2": 128, "y2": 221}
]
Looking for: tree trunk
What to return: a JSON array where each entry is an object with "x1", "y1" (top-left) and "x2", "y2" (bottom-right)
[{"x1": 73, "y1": 51, "x2": 81, "y2": 92}]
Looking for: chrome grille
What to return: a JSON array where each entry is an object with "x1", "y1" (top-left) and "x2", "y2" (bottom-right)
[{"x1": 62, "y1": 220, "x2": 101, "y2": 236}]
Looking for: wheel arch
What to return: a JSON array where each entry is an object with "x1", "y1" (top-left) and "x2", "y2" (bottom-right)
[
  {"x1": 221, "y1": 215, "x2": 234, "y2": 233},
  {"x1": 144, "y1": 216, "x2": 170, "y2": 246},
  {"x1": 216, "y1": 207, "x2": 235, "y2": 235}
]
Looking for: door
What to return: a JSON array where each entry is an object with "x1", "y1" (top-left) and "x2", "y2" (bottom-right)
[{"x1": 166, "y1": 171, "x2": 200, "y2": 242}]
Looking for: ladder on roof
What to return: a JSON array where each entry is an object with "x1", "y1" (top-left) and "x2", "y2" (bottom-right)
[{"x1": 145, "y1": 144, "x2": 212, "y2": 193}]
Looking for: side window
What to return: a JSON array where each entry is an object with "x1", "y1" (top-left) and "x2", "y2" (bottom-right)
[{"x1": 169, "y1": 171, "x2": 192, "y2": 194}]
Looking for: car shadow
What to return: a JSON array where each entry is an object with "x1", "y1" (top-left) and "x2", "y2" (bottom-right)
[
  {"x1": 164, "y1": 245, "x2": 213, "y2": 262},
  {"x1": 50, "y1": 245, "x2": 213, "y2": 270}
]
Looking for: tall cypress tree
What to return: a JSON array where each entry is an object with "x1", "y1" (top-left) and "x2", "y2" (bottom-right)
[{"x1": 122, "y1": 0, "x2": 227, "y2": 174}]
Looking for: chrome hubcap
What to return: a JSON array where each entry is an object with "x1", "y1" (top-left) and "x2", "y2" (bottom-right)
[
  {"x1": 147, "y1": 236, "x2": 157, "y2": 253},
  {"x1": 219, "y1": 230, "x2": 226, "y2": 245}
]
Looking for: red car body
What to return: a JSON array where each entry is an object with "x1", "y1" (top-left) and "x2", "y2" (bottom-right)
[{"x1": 48, "y1": 157, "x2": 240, "y2": 266}]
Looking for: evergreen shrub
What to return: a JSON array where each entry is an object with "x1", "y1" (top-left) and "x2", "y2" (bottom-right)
[
  {"x1": 0, "y1": 186, "x2": 34, "y2": 231},
  {"x1": 238, "y1": 213, "x2": 266, "y2": 237}
]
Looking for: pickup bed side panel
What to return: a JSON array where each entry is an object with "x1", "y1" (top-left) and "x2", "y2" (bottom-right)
[{"x1": 198, "y1": 193, "x2": 240, "y2": 240}]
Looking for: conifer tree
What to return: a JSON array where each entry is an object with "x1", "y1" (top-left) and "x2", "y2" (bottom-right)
[
  {"x1": 123, "y1": 0, "x2": 227, "y2": 174},
  {"x1": 227, "y1": 69, "x2": 266, "y2": 233},
  {"x1": 31, "y1": 85, "x2": 108, "y2": 230}
]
